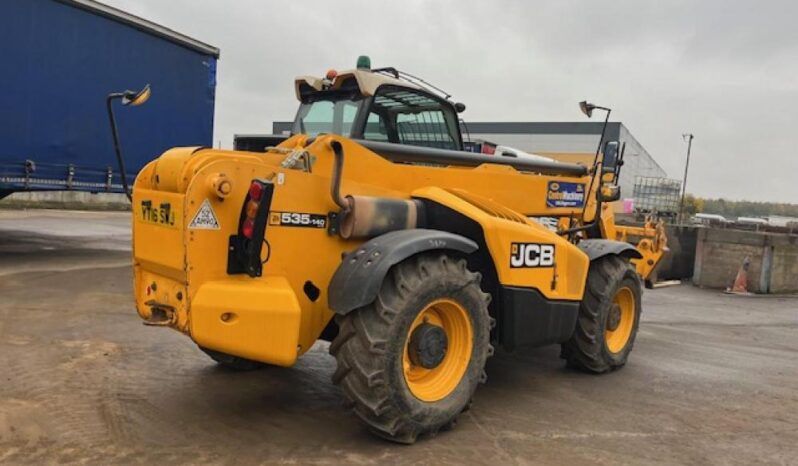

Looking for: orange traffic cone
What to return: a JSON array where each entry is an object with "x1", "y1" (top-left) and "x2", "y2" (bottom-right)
[{"x1": 726, "y1": 256, "x2": 751, "y2": 294}]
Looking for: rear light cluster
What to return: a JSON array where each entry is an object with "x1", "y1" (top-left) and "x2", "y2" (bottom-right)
[
  {"x1": 242, "y1": 181, "x2": 264, "y2": 238},
  {"x1": 229, "y1": 178, "x2": 273, "y2": 277}
]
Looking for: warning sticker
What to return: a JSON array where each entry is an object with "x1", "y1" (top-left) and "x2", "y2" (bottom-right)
[{"x1": 189, "y1": 199, "x2": 220, "y2": 230}]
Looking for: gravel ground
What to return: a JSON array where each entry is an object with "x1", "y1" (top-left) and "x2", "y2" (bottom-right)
[{"x1": 1, "y1": 210, "x2": 796, "y2": 465}]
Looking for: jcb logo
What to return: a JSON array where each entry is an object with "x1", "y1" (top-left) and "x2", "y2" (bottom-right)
[{"x1": 510, "y1": 243, "x2": 555, "y2": 268}]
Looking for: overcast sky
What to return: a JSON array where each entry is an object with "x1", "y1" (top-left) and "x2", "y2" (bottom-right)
[{"x1": 104, "y1": 0, "x2": 797, "y2": 202}]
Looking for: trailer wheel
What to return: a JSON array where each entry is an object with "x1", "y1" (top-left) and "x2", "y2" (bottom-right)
[
  {"x1": 199, "y1": 347, "x2": 264, "y2": 371},
  {"x1": 330, "y1": 253, "x2": 492, "y2": 444},
  {"x1": 562, "y1": 255, "x2": 642, "y2": 373}
]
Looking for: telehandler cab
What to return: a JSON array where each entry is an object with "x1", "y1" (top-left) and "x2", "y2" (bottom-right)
[{"x1": 131, "y1": 57, "x2": 650, "y2": 443}]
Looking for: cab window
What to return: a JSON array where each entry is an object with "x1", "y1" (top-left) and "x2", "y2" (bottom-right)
[
  {"x1": 293, "y1": 94, "x2": 361, "y2": 137},
  {"x1": 364, "y1": 111, "x2": 390, "y2": 142},
  {"x1": 365, "y1": 87, "x2": 461, "y2": 150}
]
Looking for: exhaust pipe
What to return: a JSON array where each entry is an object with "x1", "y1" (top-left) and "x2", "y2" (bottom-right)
[
  {"x1": 329, "y1": 140, "x2": 425, "y2": 239},
  {"x1": 339, "y1": 195, "x2": 424, "y2": 239}
]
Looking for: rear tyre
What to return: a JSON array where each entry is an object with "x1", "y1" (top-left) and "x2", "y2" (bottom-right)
[
  {"x1": 644, "y1": 268, "x2": 657, "y2": 289},
  {"x1": 330, "y1": 253, "x2": 492, "y2": 444},
  {"x1": 562, "y1": 255, "x2": 642, "y2": 373},
  {"x1": 200, "y1": 347, "x2": 264, "y2": 371}
]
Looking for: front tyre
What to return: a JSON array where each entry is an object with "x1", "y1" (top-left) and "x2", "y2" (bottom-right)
[
  {"x1": 562, "y1": 256, "x2": 642, "y2": 373},
  {"x1": 330, "y1": 253, "x2": 492, "y2": 444}
]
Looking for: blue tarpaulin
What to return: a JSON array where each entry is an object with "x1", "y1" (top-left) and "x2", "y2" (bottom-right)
[{"x1": 0, "y1": 0, "x2": 218, "y2": 194}]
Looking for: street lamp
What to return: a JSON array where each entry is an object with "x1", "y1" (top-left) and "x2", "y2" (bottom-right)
[
  {"x1": 106, "y1": 84, "x2": 151, "y2": 201},
  {"x1": 678, "y1": 133, "x2": 694, "y2": 224}
]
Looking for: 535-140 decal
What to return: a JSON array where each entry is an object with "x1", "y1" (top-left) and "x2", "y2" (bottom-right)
[{"x1": 269, "y1": 211, "x2": 327, "y2": 229}]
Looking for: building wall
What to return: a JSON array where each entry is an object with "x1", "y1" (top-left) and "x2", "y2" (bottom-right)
[
  {"x1": 2, "y1": 191, "x2": 129, "y2": 210},
  {"x1": 617, "y1": 125, "x2": 668, "y2": 200},
  {"x1": 692, "y1": 228, "x2": 798, "y2": 293}
]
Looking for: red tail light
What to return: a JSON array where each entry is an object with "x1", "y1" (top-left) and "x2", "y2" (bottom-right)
[
  {"x1": 231, "y1": 179, "x2": 273, "y2": 277},
  {"x1": 242, "y1": 218, "x2": 255, "y2": 238},
  {"x1": 249, "y1": 182, "x2": 263, "y2": 201}
]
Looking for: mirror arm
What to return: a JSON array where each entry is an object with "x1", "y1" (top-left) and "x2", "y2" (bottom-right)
[
  {"x1": 558, "y1": 177, "x2": 607, "y2": 238},
  {"x1": 106, "y1": 94, "x2": 132, "y2": 202},
  {"x1": 614, "y1": 141, "x2": 626, "y2": 182},
  {"x1": 580, "y1": 108, "x2": 611, "y2": 224}
]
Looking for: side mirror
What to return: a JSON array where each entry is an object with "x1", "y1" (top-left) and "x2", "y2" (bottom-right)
[
  {"x1": 579, "y1": 101, "x2": 594, "y2": 118},
  {"x1": 122, "y1": 84, "x2": 151, "y2": 107},
  {"x1": 454, "y1": 102, "x2": 466, "y2": 113},
  {"x1": 602, "y1": 140, "x2": 619, "y2": 174}
]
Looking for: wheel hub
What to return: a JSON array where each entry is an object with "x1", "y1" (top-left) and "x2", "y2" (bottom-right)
[
  {"x1": 607, "y1": 304, "x2": 621, "y2": 331},
  {"x1": 408, "y1": 323, "x2": 448, "y2": 369}
]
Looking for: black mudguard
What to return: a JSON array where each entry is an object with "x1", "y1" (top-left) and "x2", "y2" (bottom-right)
[
  {"x1": 327, "y1": 229, "x2": 478, "y2": 315},
  {"x1": 577, "y1": 239, "x2": 643, "y2": 261}
]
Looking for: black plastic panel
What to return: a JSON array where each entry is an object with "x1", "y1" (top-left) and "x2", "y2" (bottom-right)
[{"x1": 498, "y1": 286, "x2": 580, "y2": 351}]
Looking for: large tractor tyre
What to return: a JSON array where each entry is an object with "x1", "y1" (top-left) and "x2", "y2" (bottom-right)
[
  {"x1": 562, "y1": 255, "x2": 642, "y2": 373},
  {"x1": 199, "y1": 347, "x2": 264, "y2": 371},
  {"x1": 330, "y1": 253, "x2": 493, "y2": 444}
]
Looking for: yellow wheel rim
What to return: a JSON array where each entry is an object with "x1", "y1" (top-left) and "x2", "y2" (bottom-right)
[
  {"x1": 605, "y1": 286, "x2": 635, "y2": 353},
  {"x1": 403, "y1": 299, "x2": 473, "y2": 402}
]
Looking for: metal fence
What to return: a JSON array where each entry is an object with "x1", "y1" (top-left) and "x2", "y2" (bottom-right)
[{"x1": 632, "y1": 176, "x2": 681, "y2": 217}]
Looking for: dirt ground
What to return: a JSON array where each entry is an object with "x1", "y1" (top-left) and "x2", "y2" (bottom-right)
[{"x1": 1, "y1": 210, "x2": 797, "y2": 465}]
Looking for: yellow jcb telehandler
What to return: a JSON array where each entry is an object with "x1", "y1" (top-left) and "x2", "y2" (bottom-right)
[{"x1": 129, "y1": 57, "x2": 653, "y2": 443}]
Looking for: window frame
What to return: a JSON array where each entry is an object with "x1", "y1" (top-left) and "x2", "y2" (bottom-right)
[{"x1": 352, "y1": 85, "x2": 463, "y2": 151}]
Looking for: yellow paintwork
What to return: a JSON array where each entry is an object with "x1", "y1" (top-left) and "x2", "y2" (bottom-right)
[
  {"x1": 403, "y1": 299, "x2": 472, "y2": 402},
  {"x1": 413, "y1": 187, "x2": 588, "y2": 300},
  {"x1": 605, "y1": 286, "x2": 635, "y2": 353},
  {"x1": 598, "y1": 204, "x2": 668, "y2": 281},
  {"x1": 190, "y1": 276, "x2": 301, "y2": 366},
  {"x1": 131, "y1": 134, "x2": 621, "y2": 366}
]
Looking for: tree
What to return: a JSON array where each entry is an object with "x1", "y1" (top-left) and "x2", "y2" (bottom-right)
[
  {"x1": 694, "y1": 196, "x2": 798, "y2": 218},
  {"x1": 681, "y1": 194, "x2": 704, "y2": 216}
]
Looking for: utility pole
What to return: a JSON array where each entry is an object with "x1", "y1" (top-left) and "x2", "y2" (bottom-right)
[{"x1": 678, "y1": 133, "x2": 694, "y2": 224}]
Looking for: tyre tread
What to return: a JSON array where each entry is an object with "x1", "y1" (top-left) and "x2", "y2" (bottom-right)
[
  {"x1": 330, "y1": 252, "x2": 491, "y2": 443},
  {"x1": 562, "y1": 256, "x2": 642, "y2": 373}
]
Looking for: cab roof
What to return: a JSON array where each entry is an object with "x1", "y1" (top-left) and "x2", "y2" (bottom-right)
[{"x1": 294, "y1": 68, "x2": 422, "y2": 101}]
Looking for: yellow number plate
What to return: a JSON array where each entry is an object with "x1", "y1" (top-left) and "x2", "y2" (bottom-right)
[{"x1": 140, "y1": 200, "x2": 178, "y2": 229}]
